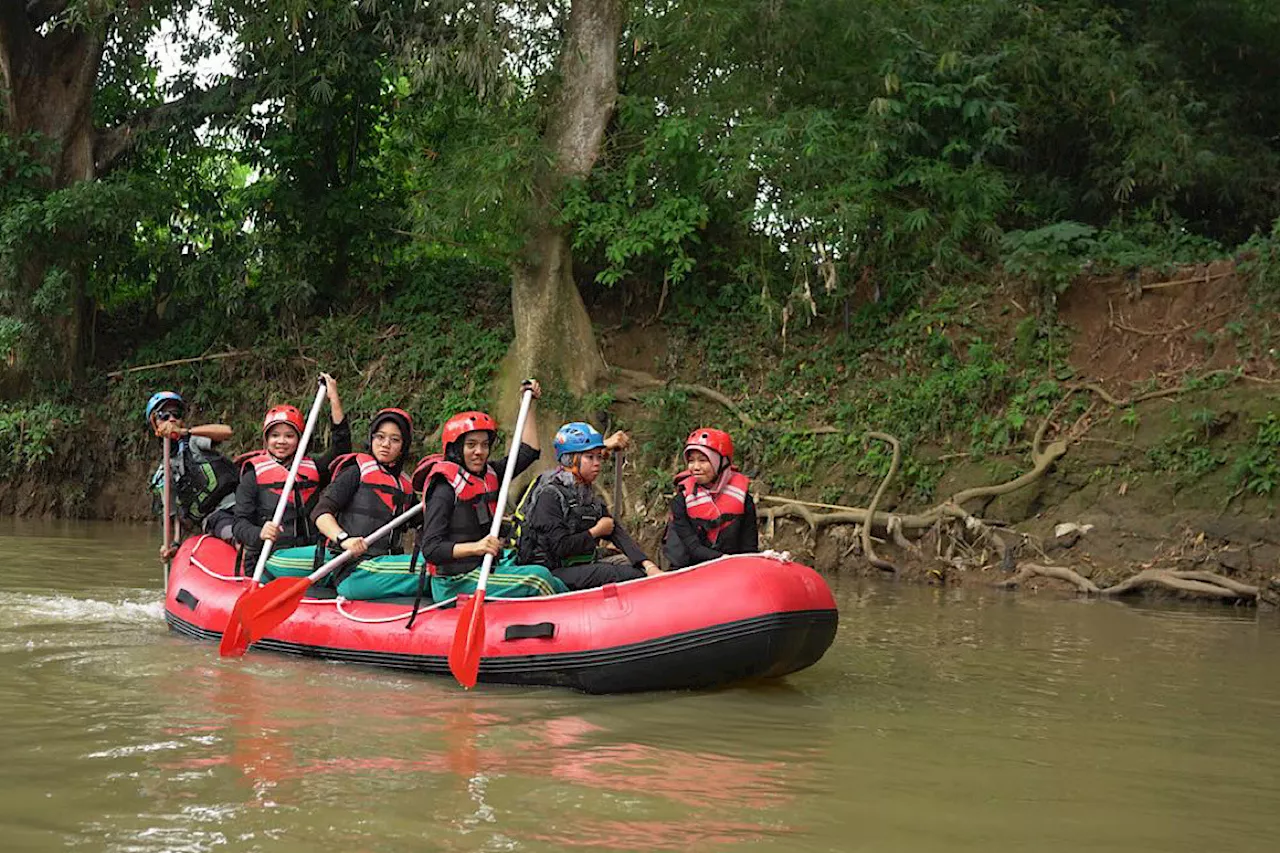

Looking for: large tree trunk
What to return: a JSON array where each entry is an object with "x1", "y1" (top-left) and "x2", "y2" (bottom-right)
[
  {"x1": 497, "y1": 0, "x2": 622, "y2": 419},
  {"x1": 0, "y1": 5, "x2": 102, "y2": 381}
]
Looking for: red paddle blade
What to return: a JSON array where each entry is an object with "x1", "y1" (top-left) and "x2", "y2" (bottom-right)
[
  {"x1": 233, "y1": 577, "x2": 313, "y2": 650},
  {"x1": 218, "y1": 587, "x2": 255, "y2": 658},
  {"x1": 448, "y1": 589, "x2": 486, "y2": 689}
]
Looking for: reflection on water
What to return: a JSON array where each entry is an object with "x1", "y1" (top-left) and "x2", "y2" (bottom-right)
[
  {"x1": 141, "y1": 664, "x2": 817, "y2": 851},
  {"x1": 1, "y1": 518, "x2": 1279, "y2": 852}
]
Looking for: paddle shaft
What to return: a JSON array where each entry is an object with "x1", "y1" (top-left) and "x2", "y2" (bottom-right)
[
  {"x1": 304, "y1": 503, "x2": 424, "y2": 585},
  {"x1": 612, "y1": 451, "x2": 623, "y2": 514},
  {"x1": 162, "y1": 437, "x2": 173, "y2": 578},
  {"x1": 251, "y1": 380, "x2": 329, "y2": 582},
  {"x1": 473, "y1": 388, "x2": 534, "y2": 594}
]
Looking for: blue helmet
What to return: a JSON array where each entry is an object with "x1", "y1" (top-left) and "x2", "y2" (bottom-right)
[
  {"x1": 554, "y1": 421, "x2": 604, "y2": 463},
  {"x1": 145, "y1": 391, "x2": 185, "y2": 426}
]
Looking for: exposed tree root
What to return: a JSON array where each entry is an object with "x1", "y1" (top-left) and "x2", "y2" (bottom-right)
[
  {"x1": 997, "y1": 563, "x2": 1100, "y2": 594},
  {"x1": 614, "y1": 368, "x2": 842, "y2": 434},
  {"x1": 616, "y1": 368, "x2": 760, "y2": 429},
  {"x1": 612, "y1": 369, "x2": 1271, "y2": 591},
  {"x1": 862, "y1": 432, "x2": 900, "y2": 572},
  {"x1": 996, "y1": 563, "x2": 1259, "y2": 603}
]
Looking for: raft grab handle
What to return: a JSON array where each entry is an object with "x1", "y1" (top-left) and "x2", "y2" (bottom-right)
[{"x1": 504, "y1": 622, "x2": 556, "y2": 641}]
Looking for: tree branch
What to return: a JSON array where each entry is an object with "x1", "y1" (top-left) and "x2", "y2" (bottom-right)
[
  {"x1": 26, "y1": 1, "x2": 72, "y2": 28},
  {"x1": 94, "y1": 77, "x2": 259, "y2": 175}
]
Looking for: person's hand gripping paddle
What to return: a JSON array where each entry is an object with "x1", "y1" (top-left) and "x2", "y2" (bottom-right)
[
  {"x1": 447, "y1": 385, "x2": 536, "y2": 689},
  {"x1": 220, "y1": 502, "x2": 424, "y2": 656},
  {"x1": 219, "y1": 378, "x2": 329, "y2": 656}
]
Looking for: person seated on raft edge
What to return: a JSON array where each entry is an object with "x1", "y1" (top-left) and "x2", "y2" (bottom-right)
[
  {"x1": 146, "y1": 391, "x2": 240, "y2": 560},
  {"x1": 662, "y1": 427, "x2": 759, "y2": 570},
  {"x1": 516, "y1": 421, "x2": 661, "y2": 590},
  {"x1": 260, "y1": 407, "x2": 420, "y2": 600},
  {"x1": 415, "y1": 379, "x2": 569, "y2": 600},
  {"x1": 231, "y1": 373, "x2": 349, "y2": 572}
]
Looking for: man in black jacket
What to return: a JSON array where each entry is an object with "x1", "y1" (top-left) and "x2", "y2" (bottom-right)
[{"x1": 517, "y1": 422, "x2": 660, "y2": 590}]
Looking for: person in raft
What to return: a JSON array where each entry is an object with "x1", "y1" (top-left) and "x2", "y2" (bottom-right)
[
  {"x1": 263, "y1": 408, "x2": 418, "y2": 600},
  {"x1": 662, "y1": 427, "x2": 758, "y2": 569},
  {"x1": 147, "y1": 391, "x2": 240, "y2": 559},
  {"x1": 515, "y1": 421, "x2": 661, "y2": 590},
  {"x1": 231, "y1": 373, "x2": 350, "y2": 572},
  {"x1": 415, "y1": 380, "x2": 568, "y2": 600}
]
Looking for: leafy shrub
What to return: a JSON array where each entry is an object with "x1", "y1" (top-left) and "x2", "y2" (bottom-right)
[
  {"x1": 0, "y1": 402, "x2": 84, "y2": 473},
  {"x1": 1232, "y1": 413, "x2": 1280, "y2": 497}
]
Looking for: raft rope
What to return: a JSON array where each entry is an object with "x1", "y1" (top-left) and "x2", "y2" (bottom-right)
[
  {"x1": 189, "y1": 535, "x2": 249, "y2": 582},
  {"x1": 335, "y1": 596, "x2": 458, "y2": 624}
]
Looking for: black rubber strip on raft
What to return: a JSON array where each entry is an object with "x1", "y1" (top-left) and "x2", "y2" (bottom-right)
[
  {"x1": 504, "y1": 622, "x2": 556, "y2": 641},
  {"x1": 165, "y1": 608, "x2": 838, "y2": 694}
]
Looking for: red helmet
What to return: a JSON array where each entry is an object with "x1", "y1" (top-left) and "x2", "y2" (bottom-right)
[
  {"x1": 262, "y1": 405, "x2": 304, "y2": 439},
  {"x1": 684, "y1": 427, "x2": 734, "y2": 462},
  {"x1": 441, "y1": 410, "x2": 497, "y2": 452}
]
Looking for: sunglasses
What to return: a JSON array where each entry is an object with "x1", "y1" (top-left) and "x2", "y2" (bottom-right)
[{"x1": 154, "y1": 410, "x2": 182, "y2": 423}]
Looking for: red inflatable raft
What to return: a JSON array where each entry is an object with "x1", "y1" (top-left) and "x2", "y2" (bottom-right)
[{"x1": 164, "y1": 535, "x2": 838, "y2": 693}]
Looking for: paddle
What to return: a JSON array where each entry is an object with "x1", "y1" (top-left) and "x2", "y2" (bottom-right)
[
  {"x1": 447, "y1": 386, "x2": 535, "y2": 689},
  {"x1": 219, "y1": 378, "x2": 328, "y2": 656},
  {"x1": 162, "y1": 434, "x2": 173, "y2": 585},
  {"x1": 220, "y1": 503, "x2": 425, "y2": 657},
  {"x1": 612, "y1": 450, "x2": 623, "y2": 516}
]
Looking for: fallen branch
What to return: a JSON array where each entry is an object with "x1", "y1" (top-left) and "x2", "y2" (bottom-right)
[
  {"x1": 1108, "y1": 302, "x2": 1232, "y2": 338},
  {"x1": 1139, "y1": 269, "x2": 1232, "y2": 293},
  {"x1": 1108, "y1": 269, "x2": 1233, "y2": 296},
  {"x1": 758, "y1": 494, "x2": 865, "y2": 513},
  {"x1": 1069, "y1": 369, "x2": 1280, "y2": 409},
  {"x1": 106, "y1": 350, "x2": 251, "y2": 379}
]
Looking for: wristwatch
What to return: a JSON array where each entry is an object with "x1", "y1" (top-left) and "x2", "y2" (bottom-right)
[{"x1": 335, "y1": 532, "x2": 350, "y2": 545}]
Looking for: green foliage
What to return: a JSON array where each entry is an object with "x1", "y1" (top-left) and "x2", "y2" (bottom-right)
[
  {"x1": 1146, "y1": 409, "x2": 1228, "y2": 483},
  {"x1": 1001, "y1": 222, "x2": 1098, "y2": 306},
  {"x1": 0, "y1": 403, "x2": 84, "y2": 473},
  {"x1": 1232, "y1": 413, "x2": 1280, "y2": 497},
  {"x1": 3, "y1": 0, "x2": 1280, "y2": 526},
  {"x1": 1237, "y1": 217, "x2": 1280, "y2": 307}
]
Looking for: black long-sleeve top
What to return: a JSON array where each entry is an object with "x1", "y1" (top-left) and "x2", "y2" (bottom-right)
[
  {"x1": 662, "y1": 490, "x2": 759, "y2": 569},
  {"x1": 419, "y1": 443, "x2": 540, "y2": 573},
  {"x1": 524, "y1": 473, "x2": 650, "y2": 569},
  {"x1": 232, "y1": 417, "x2": 351, "y2": 551}
]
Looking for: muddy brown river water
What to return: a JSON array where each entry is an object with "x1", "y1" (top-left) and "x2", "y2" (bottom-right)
[{"x1": 1, "y1": 518, "x2": 1278, "y2": 852}]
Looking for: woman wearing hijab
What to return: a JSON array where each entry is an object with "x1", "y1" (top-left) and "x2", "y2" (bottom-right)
[
  {"x1": 662, "y1": 428, "x2": 759, "y2": 569},
  {"x1": 263, "y1": 408, "x2": 419, "y2": 600}
]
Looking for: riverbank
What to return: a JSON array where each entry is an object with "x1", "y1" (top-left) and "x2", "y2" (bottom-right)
[{"x1": 1, "y1": 259, "x2": 1277, "y2": 601}]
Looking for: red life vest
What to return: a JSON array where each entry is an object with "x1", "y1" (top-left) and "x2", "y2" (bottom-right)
[
  {"x1": 238, "y1": 451, "x2": 322, "y2": 505},
  {"x1": 676, "y1": 467, "x2": 751, "y2": 545},
  {"x1": 413, "y1": 454, "x2": 500, "y2": 575},
  {"x1": 328, "y1": 453, "x2": 414, "y2": 555},
  {"x1": 236, "y1": 450, "x2": 322, "y2": 540}
]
